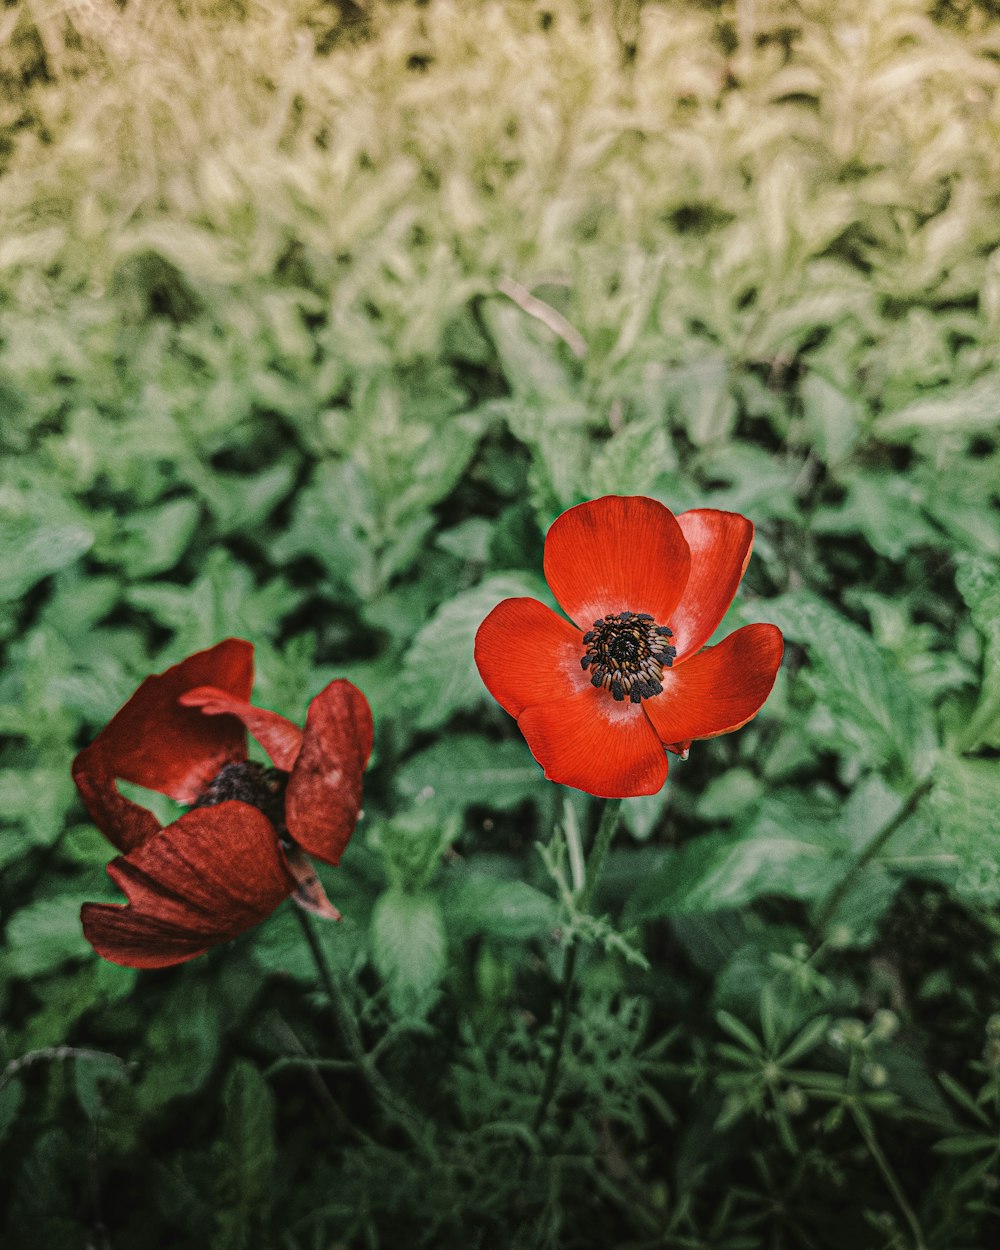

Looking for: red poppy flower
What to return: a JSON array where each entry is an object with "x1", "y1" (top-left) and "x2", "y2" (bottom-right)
[
  {"x1": 474, "y1": 496, "x2": 783, "y2": 798},
  {"x1": 73, "y1": 639, "x2": 373, "y2": 969}
]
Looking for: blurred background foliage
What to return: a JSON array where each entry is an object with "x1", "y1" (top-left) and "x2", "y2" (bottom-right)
[{"x1": 1, "y1": 0, "x2": 1000, "y2": 1245}]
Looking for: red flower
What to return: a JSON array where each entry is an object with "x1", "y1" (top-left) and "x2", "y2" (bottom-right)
[
  {"x1": 474, "y1": 496, "x2": 783, "y2": 798},
  {"x1": 73, "y1": 639, "x2": 373, "y2": 969}
]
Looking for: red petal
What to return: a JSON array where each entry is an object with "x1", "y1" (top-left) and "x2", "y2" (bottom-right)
[
  {"x1": 543, "y1": 496, "x2": 691, "y2": 629},
  {"x1": 474, "y1": 597, "x2": 586, "y2": 718},
  {"x1": 517, "y1": 684, "x2": 669, "y2": 798},
  {"x1": 671, "y1": 510, "x2": 755, "y2": 660},
  {"x1": 73, "y1": 641, "x2": 254, "y2": 842},
  {"x1": 285, "y1": 681, "x2": 373, "y2": 865},
  {"x1": 81, "y1": 802, "x2": 294, "y2": 969},
  {"x1": 179, "y1": 687, "x2": 303, "y2": 771},
  {"x1": 71, "y1": 760, "x2": 162, "y2": 854},
  {"x1": 642, "y1": 624, "x2": 783, "y2": 745}
]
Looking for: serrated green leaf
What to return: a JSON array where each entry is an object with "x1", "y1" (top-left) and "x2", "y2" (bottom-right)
[
  {"x1": 928, "y1": 754, "x2": 1000, "y2": 904},
  {"x1": 626, "y1": 792, "x2": 845, "y2": 922},
  {"x1": 954, "y1": 554, "x2": 1000, "y2": 750},
  {"x1": 768, "y1": 593, "x2": 936, "y2": 778}
]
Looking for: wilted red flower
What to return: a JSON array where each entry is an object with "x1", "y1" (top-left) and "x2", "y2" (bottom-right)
[
  {"x1": 474, "y1": 495, "x2": 783, "y2": 798},
  {"x1": 73, "y1": 639, "x2": 373, "y2": 969}
]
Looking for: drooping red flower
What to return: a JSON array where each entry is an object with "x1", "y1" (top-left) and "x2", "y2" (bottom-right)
[
  {"x1": 474, "y1": 496, "x2": 783, "y2": 798},
  {"x1": 73, "y1": 639, "x2": 373, "y2": 969}
]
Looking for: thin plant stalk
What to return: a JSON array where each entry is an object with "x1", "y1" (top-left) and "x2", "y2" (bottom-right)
[
  {"x1": 293, "y1": 905, "x2": 429, "y2": 1152},
  {"x1": 532, "y1": 796, "x2": 623, "y2": 1134}
]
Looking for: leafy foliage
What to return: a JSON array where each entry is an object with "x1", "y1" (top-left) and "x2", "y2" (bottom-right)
[{"x1": 2, "y1": 0, "x2": 1000, "y2": 1247}]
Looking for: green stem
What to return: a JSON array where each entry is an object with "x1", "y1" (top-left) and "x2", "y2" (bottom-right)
[
  {"x1": 814, "y1": 776, "x2": 933, "y2": 936},
  {"x1": 293, "y1": 906, "x2": 428, "y2": 1152},
  {"x1": 851, "y1": 1106, "x2": 927, "y2": 1250},
  {"x1": 532, "y1": 797, "x2": 623, "y2": 1134}
]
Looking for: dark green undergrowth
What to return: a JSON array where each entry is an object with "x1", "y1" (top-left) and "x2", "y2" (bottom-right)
[{"x1": 1, "y1": 1, "x2": 999, "y2": 1246}]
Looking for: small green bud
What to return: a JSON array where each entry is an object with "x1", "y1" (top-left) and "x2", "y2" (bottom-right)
[
  {"x1": 781, "y1": 1085, "x2": 807, "y2": 1116},
  {"x1": 861, "y1": 1061, "x2": 888, "y2": 1088},
  {"x1": 870, "y1": 1009, "x2": 899, "y2": 1041}
]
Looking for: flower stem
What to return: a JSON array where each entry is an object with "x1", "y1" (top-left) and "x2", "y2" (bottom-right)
[
  {"x1": 293, "y1": 906, "x2": 429, "y2": 1152},
  {"x1": 532, "y1": 796, "x2": 623, "y2": 1134},
  {"x1": 851, "y1": 1106, "x2": 927, "y2": 1250},
  {"x1": 814, "y1": 776, "x2": 933, "y2": 937}
]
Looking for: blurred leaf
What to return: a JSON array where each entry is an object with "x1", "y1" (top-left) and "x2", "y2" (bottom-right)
[
  {"x1": 441, "y1": 872, "x2": 557, "y2": 941},
  {"x1": 74, "y1": 1051, "x2": 130, "y2": 1120},
  {"x1": 112, "y1": 496, "x2": 200, "y2": 577},
  {"x1": 0, "y1": 1079, "x2": 24, "y2": 1144},
  {"x1": 4, "y1": 895, "x2": 91, "y2": 978},
  {"x1": 812, "y1": 472, "x2": 939, "y2": 560},
  {"x1": 588, "y1": 417, "x2": 677, "y2": 496},
  {"x1": 211, "y1": 1060, "x2": 277, "y2": 1250},
  {"x1": 875, "y1": 371, "x2": 1000, "y2": 441},
  {"x1": 371, "y1": 890, "x2": 447, "y2": 1017},
  {"x1": 126, "y1": 550, "x2": 300, "y2": 651},
  {"x1": 0, "y1": 519, "x2": 93, "y2": 602}
]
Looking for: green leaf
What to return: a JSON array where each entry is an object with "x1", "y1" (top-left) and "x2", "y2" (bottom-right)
[
  {"x1": 370, "y1": 890, "x2": 447, "y2": 1017},
  {"x1": 399, "y1": 573, "x2": 544, "y2": 730},
  {"x1": 875, "y1": 370, "x2": 1000, "y2": 440},
  {"x1": 111, "y1": 496, "x2": 200, "y2": 577},
  {"x1": 626, "y1": 792, "x2": 845, "y2": 921},
  {"x1": 587, "y1": 417, "x2": 677, "y2": 496},
  {"x1": 768, "y1": 593, "x2": 936, "y2": 779},
  {"x1": 395, "y1": 735, "x2": 545, "y2": 815},
  {"x1": 799, "y1": 372, "x2": 860, "y2": 465},
  {"x1": 5, "y1": 895, "x2": 91, "y2": 978},
  {"x1": 482, "y1": 301, "x2": 578, "y2": 403},
  {"x1": 126, "y1": 550, "x2": 300, "y2": 651},
  {"x1": 211, "y1": 1061, "x2": 277, "y2": 1250},
  {"x1": 0, "y1": 519, "x2": 93, "y2": 601},
  {"x1": 954, "y1": 553, "x2": 1000, "y2": 750},
  {"x1": 441, "y1": 873, "x2": 557, "y2": 940},
  {"x1": 928, "y1": 754, "x2": 1000, "y2": 904}
]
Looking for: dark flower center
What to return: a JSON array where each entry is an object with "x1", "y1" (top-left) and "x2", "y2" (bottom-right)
[
  {"x1": 580, "y1": 611, "x2": 677, "y2": 703},
  {"x1": 191, "y1": 760, "x2": 290, "y2": 840}
]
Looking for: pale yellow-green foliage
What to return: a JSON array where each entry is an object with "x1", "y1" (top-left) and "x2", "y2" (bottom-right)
[{"x1": 2, "y1": 0, "x2": 1000, "y2": 447}]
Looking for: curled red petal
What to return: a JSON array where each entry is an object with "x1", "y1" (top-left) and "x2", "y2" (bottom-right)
[
  {"x1": 71, "y1": 757, "x2": 162, "y2": 853},
  {"x1": 179, "y1": 686, "x2": 304, "y2": 772},
  {"x1": 73, "y1": 641, "x2": 254, "y2": 842},
  {"x1": 474, "y1": 597, "x2": 586, "y2": 719},
  {"x1": 81, "y1": 802, "x2": 295, "y2": 969},
  {"x1": 285, "y1": 680, "x2": 373, "y2": 865},
  {"x1": 517, "y1": 684, "x2": 669, "y2": 798},
  {"x1": 543, "y1": 495, "x2": 691, "y2": 629},
  {"x1": 672, "y1": 510, "x2": 755, "y2": 661},
  {"x1": 642, "y1": 623, "x2": 784, "y2": 745}
]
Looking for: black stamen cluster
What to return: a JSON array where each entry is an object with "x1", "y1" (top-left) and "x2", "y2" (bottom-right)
[
  {"x1": 580, "y1": 610, "x2": 677, "y2": 703},
  {"x1": 192, "y1": 760, "x2": 289, "y2": 838}
]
